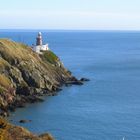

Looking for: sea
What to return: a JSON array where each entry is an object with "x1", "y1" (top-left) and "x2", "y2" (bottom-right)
[{"x1": 1, "y1": 30, "x2": 140, "y2": 140}]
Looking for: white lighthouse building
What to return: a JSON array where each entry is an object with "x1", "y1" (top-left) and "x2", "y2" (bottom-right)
[{"x1": 33, "y1": 32, "x2": 49, "y2": 54}]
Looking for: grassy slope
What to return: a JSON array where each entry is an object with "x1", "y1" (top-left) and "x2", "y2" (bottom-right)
[
  {"x1": 40, "y1": 51, "x2": 59, "y2": 65},
  {"x1": 0, "y1": 39, "x2": 64, "y2": 91}
]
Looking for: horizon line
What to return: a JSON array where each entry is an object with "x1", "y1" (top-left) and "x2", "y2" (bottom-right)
[{"x1": 1, "y1": 29, "x2": 140, "y2": 32}]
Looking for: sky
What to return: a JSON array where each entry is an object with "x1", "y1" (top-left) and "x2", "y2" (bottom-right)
[{"x1": 1, "y1": 0, "x2": 140, "y2": 30}]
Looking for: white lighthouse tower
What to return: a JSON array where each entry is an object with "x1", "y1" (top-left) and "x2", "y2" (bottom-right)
[
  {"x1": 36, "y1": 32, "x2": 43, "y2": 46},
  {"x1": 33, "y1": 32, "x2": 49, "y2": 54}
]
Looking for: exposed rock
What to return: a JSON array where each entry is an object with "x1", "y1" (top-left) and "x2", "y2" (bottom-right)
[
  {"x1": 39, "y1": 133, "x2": 54, "y2": 140},
  {"x1": 65, "y1": 80, "x2": 83, "y2": 85},
  {"x1": 19, "y1": 119, "x2": 31, "y2": 123},
  {"x1": 80, "y1": 78, "x2": 90, "y2": 82},
  {"x1": 0, "y1": 118, "x2": 54, "y2": 140}
]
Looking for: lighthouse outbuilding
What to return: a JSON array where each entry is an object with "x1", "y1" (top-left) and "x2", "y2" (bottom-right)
[{"x1": 33, "y1": 32, "x2": 49, "y2": 54}]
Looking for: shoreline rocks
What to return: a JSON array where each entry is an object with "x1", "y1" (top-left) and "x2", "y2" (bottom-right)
[
  {"x1": 19, "y1": 119, "x2": 32, "y2": 123},
  {"x1": 80, "y1": 78, "x2": 90, "y2": 82},
  {"x1": 65, "y1": 80, "x2": 83, "y2": 85}
]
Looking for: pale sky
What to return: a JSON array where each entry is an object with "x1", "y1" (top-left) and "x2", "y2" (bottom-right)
[{"x1": 1, "y1": 0, "x2": 140, "y2": 30}]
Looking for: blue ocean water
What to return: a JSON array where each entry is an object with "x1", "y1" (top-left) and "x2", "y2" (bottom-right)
[{"x1": 1, "y1": 30, "x2": 140, "y2": 140}]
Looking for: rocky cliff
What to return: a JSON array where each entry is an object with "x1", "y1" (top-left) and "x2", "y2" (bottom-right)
[
  {"x1": 0, "y1": 38, "x2": 82, "y2": 115},
  {"x1": 0, "y1": 39, "x2": 87, "y2": 140},
  {"x1": 0, "y1": 38, "x2": 87, "y2": 140}
]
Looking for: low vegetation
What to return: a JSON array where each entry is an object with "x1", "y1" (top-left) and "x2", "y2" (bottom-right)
[{"x1": 41, "y1": 50, "x2": 59, "y2": 65}]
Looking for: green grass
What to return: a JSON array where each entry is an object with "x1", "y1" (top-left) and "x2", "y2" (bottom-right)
[{"x1": 41, "y1": 50, "x2": 58, "y2": 64}]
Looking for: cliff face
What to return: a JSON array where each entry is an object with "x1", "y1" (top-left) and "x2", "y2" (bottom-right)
[{"x1": 0, "y1": 39, "x2": 77, "y2": 114}]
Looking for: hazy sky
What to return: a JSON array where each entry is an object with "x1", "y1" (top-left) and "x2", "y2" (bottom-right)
[{"x1": 1, "y1": 0, "x2": 140, "y2": 30}]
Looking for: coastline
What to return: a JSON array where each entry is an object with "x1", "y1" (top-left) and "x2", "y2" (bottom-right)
[
  {"x1": 0, "y1": 38, "x2": 87, "y2": 116},
  {"x1": 0, "y1": 38, "x2": 89, "y2": 140}
]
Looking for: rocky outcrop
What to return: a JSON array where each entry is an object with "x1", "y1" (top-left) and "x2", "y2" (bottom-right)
[
  {"x1": 0, "y1": 39, "x2": 89, "y2": 140},
  {"x1": 0, "y1": 38, "x2": 81, "y2": 115},
  {"x1": 0, "y1": 117, "x2": 54, "y2": 140}
]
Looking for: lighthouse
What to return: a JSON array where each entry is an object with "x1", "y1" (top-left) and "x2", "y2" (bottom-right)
[
  {"x1": 36, "y1": 32, "x2": 43, "y2": 46},
  {"x1": 33, "y1": 32, "x2": 49, "y2": 54}
]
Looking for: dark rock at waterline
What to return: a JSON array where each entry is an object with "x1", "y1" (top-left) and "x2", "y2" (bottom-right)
[
  {"x1": 80, "y1": 78, "x2": 90, "y2": 82},
  {"x1": 19, "y1": 119, "x2": 32, "y2": 123},
  {"x1": 65, "y1": 80, "x2": 83, "y2": 85},
  {"x1": 65, "y1": 77, "x2": 89, "y2": 86},
  {"x1": 26, "y1": 96, "x2": 44, "y2": 103}
]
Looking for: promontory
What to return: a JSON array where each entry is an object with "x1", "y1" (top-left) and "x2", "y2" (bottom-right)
[{"x1": 0, "y1": 38, "x2": 84, "y2": 140}]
